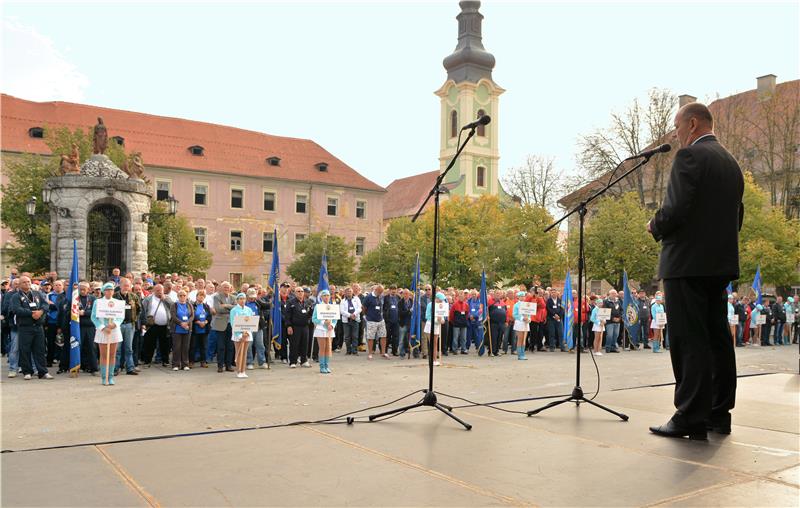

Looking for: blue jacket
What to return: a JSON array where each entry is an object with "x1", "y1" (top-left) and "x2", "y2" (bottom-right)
[
  {"x1": 467, "y1": 298, "x2": 481, "y2": 322},
  {"x1": 362, "y1": 293, "x2": 384, "y2": 323},
  {"x1": 383, "y1": 294, "x2": 400, "y2": 324}
]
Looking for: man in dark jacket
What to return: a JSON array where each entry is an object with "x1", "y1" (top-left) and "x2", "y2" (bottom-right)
[
  {"x1": 772, "y1": 297, "x2": 786, "y2": 345},
  {"x1": 545, "y1": 289, "x2": 564, "y2": 352},
  {"x1": 383, "y1": 285, "x2": 401, "y2": 356},
  {"x1": 648, "y1": 102, "x2": 744, "y2": 440},
  {"x1": 286, "y1": 286, "x2": 313, "y2": 367},
  {"x1": 10, "y1": 276, "x2": 52, "y2": 380}
]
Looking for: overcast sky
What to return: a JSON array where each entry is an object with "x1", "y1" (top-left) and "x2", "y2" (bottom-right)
[{"x1": 3, "y1": 1, "x2": 798, "y2": 191}]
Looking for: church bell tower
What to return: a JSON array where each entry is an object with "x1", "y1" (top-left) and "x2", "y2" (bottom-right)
[{"x1": 436, "y1": 0, "x2": 504, "y2": 197}]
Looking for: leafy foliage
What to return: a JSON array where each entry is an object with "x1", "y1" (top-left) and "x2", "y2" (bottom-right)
[
  {"x1": 146, "y1": 201, "x2": 213, "y2": 277},
  {"x1": 287, "y1": 233, "x2": 355, "y2": 286}
]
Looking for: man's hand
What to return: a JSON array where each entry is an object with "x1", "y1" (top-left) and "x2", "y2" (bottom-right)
[
  {"x1": 32, "y1": 310, "x2": 43, "y2": 320},
  {"x1": 647, "y1": 220, "x2": 652, "y2": 234}
]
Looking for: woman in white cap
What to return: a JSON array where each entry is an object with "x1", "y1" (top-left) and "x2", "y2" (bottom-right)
[
  {"x1": 424, "y1": 292, "x2": 448, "y2": 366},
  {"x1": 229, "y1": 292, "x2": 255, "y2": 378},
  {"x1": 91, "y1": 282, "x2": 124, "y2": 385},
  {"x1": 511, "y1": 291, "x2": 529, "y2": 360},
  {"x1": 312, "y1": 289, "x2": 337, "y2": 373}
]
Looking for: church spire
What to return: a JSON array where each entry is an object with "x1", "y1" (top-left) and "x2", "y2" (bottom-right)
[{"x1": 442, "y1": 1, "x2": 496, "y2": 83}]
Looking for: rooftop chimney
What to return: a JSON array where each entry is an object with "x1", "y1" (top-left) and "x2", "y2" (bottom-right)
[
  {"x1": 757, "y1": 74, "x2": 777, "y2": 100},
  {"x1": 678, "y1": 94, "x2": 697, "y2": 107}
]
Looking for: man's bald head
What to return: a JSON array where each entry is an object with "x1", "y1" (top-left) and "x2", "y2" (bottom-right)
[{"x1": 674, "y1": 102, "x2": 714, "y2": 148}]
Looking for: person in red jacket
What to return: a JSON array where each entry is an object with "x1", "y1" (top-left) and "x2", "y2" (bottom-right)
[
  {"x1": 531, "y1": 287, "x2": 548, "y2": 351},
  {"x1": 449, "y1": 291, "x2": 469, "y2": 354}
]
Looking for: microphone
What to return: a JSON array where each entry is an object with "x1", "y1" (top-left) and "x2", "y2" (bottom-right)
[
  {"x1": 462, "y1": 115, "x2": 491, "y2": 131},
  {"x1": 626, "y1": 143, "x2": 671, "y2": 160}
]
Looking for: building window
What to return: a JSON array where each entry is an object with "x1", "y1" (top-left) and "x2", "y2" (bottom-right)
[
  {"x1": 327, "y1": 197, "x2": 338, "y2": 216},
  {"x1": 262, "y1": 231, "x2": 274, "y2": 253},
  {"x1": 476, "y1": 166, "x2": 486, "y2": 188},
  {"x1": 263, "y1": 191, "x2": 276, "y2": 212},
  {"x1": 476, "y1": 109, "x2": 486, "y2": 137},
  {"x1": 194, "y1": 184, "x2": 208, "y2": 206},
  {"x1": 266, "y1": 156, "x2": 281, "y2": 167},
  {"x1": 112, "y1": 135, "x2": 125, "y2": 146},
  {"x1": 156, "y1": 180, "x2": 171, "y2": 201},
  {"x1": 189, "y1": 145, "x2": 204, "y2": 156},
  {"x1": 230, "y1": 231, "x2": 242, "y2": 251},
  {"x1": 450, "y1": 110, "x2": 458, "y2": 138},
  {"x1": 355, "y1": 237, "x2": 365, "y2": 256},
  {"x1": 294, "y1": 233, "x2": 307, "y2": 253},
  {"x1": 28, "y1": 127, "x2": 44, "y2": 138},
  {"x1": 356, "y1": 200, "x2": 367, "y2": 219},
  {"x1": 231, "y1": 188, "x2": 243, "y2": 209},
  {"x1": 295, "y1": 194, "x2": 307, "y2": 214},
  {"x1": 194, "y1": 227, "x2": 207, "y2": 249},
  {"x1": 316, "y1": 162, "x2": 329, "y2": 172},
  {"x1": 229, "y1": 273, "x2": 243, "y2": 289}
]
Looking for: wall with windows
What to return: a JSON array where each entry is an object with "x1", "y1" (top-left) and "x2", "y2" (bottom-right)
[{"x1": 146, "y1": 166, "x2": 384, "y2": 283}]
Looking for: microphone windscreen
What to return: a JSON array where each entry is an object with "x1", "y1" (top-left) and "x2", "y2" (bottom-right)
[
  {"x1": 480, "y1": 115, "x2": 491, "y2": 126},
  {"x1": 660, "y1": 143, "x2": 672, "y2": 153}
]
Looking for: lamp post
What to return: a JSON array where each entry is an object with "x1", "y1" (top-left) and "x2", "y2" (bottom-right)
[
  {"x1": 26, "y1": 197, "x2": 38, "y2": 218},
  {"x1": 142, "y1": 195, "x2": 178, "y2": 223}
]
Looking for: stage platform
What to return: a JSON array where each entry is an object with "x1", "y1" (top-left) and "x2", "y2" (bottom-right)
[{"x1": 2, "y1": 346, "x2": 798, "y2": 506}]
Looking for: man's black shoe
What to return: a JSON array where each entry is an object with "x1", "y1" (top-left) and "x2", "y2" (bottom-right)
[
  {"x1": 649, "y1": 420, "x2": 707, "y2": 440},
  {"x1": 126, "y1": 370, "x2": 139, "y2": 375},
  {"x1": 705, "y1": 414, "x2": 732, "y2": 434},
  {"x1": 643, "y1": 344, "x2": 651, "y2": 349}
]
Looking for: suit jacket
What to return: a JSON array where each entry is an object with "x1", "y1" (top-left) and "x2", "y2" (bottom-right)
[
  {"x1": 211, "y1": 292, "x2": 236, "y2": 331},
  {"x1": 650, "y1": 136, "x2": 744, "y2": 280}
]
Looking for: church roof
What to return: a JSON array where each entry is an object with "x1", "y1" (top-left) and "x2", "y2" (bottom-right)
[
  {"x1": 0, "y1": 94, "x2": 384, "y2": 193},
  {"x1": 383, "y1": 170, "x2": 440, "y2": 220},
  {"x1": 443, "y1": 1, "x2": 496, "y2": 83}
]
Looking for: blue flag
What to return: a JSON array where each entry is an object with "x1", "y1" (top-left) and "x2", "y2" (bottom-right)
[
  {"x1": 66, "y1": 239, "x2": 81, "y2": 375},
  {"x1": 479, "y1": 270, "x2": 489, "y2": 322},
  {"x1": 318, "y1": 253, "x2": 329, "y2": 293},
  {"x1": 726, "y1": 282, "x2": 733, "y2": 295},
  {"x1": 752, "y1": 265, "x2": 762, "y2": 305},
  {"x1": 622, "y1": 270, "x2": 639, "y2": 336},
  {"x1": 563, "y1": 270, "x2": 574, "y2": 350},
  {"x1": 269, "y1": 229, "x2": 282, "y2": 349},
  {"x1": 409, "y1": 253, "x2": 421, "y2": 351}
]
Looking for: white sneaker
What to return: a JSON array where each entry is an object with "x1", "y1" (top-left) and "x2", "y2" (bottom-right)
[
  {"x1": 289, "y1": 363, "x2": 297, "y2": 369},
  {"x1": 8, "y1": 372, "x2": 16, "y2": 378},
  {"x1": 246, "y1": 364, "x2": 254, "y2": 370},
  {"x1": 183, "y1": 366, "x2": 190, "y2": 371},
  {"x1": 281, "y1": 359, "x2": 288, "y2": 364},
  {"x1": 382, "y1": 353, "x2": 390, "y2": 359},
  {"x1": 595, "y1": 351, "x2": 603, "y2": 356},
  {"x1": 173, "y1": 367, "x2": 179, "y2": 371},
  {"x1": 433, "y1": 361, "x2": 441, "y2": 366},
  {"x1": 261, "y1": 364, "x2": 269, "y2": 369},
  {"x1": 43, "y1": 373, "x2": 54, "y2": 379},
  {"x1": 236, "y1": 372, "x2": 245, "y2": 378},
  {"x1": 301, "y1": 361, "x2": 311, "y2": 368},
  {"x1": 23, "y1": 374, "x2": 31, "y2": 380}
]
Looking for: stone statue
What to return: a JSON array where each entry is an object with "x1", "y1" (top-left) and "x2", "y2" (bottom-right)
[
  {"x1": 59, "y1": 143, "x2": 81, "y2": 174},
  {"x1": 93, "y1": 117, "x2": 108, "y2": 154},
  {"x1": 123, "y1": 152, "x2": 146, "y2": 180}
]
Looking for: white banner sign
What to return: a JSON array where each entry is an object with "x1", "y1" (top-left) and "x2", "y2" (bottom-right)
[
  {"x1": 787, "y1": 313, "x2": 795, "y2": 324},
  {"x1": 756, "y1": 315, "x2": 766, "y2": 325},
  {"x1": 95, "y1": 298, "x2": 125, "y2": 319},
  {"x1": 597, "y1": 308, "x2": 612, "y2": 321},
  {"x1": 518, "y1": 302, "x2": 537, "y2": 317},
  {"x1": 316, "y1": 303, "x2": 339, "y2": 321},
  {"x1": 232, "y1": 314, "x2": 259, "y2": 334},
  {"x1": 655, "y1": 311, "x2": 667, "y2": 326},
  {"x1": 729, "y1": 315, "x2": 739, "y2": 325},
  {"x1": 434, "y1": 302, "x2": 449, "y2": 318}
]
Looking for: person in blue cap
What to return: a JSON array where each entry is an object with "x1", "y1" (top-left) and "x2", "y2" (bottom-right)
[
  {"x1": 424, "y1": 292, "x2": 448, "y2": 366},
  {"x1": 749, "y1": 304, "x2": 762, "y2": 346},
  {"x1": 229, "y1": 292, "x2": 255, "y2": 378},
  {"x1": 511, "y1": 291, "x2": 529, "y2": 360},
  {"x1": 312, "y1": 289, "x2": 338, "y2": 373},
  {"x1": 91, "y1": 282, "x2": 124, "y2": 385}
]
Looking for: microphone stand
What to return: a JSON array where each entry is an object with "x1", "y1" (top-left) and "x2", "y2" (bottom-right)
[
  {"x1": 527, "y1": 154, "x2": 656, "y2": 420},
  {"x1": 368, "y1": 127, "x2": 478, "y2": 430}
]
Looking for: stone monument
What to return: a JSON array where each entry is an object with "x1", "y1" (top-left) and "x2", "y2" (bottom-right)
[{"x1": 46, "y1": 117, "x2": 153, "y2": 280}]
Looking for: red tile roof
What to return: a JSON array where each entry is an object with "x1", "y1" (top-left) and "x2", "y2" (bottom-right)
[
  {"x1": 383, "y1": 170, "x2": 440, "y2": 220},
  {"x1": 0, "y1": 94, "x2": 384, "y2": 193}
]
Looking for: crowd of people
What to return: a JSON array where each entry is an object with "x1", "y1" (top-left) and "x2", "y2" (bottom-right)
[{"x1": 2, "y1": 268, "x2": 798, "y2": 384}]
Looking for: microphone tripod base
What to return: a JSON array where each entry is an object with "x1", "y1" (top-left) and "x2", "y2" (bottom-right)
[
  {"x1": 527, "y1": 386, "x2": 629, "y2": 421},
  {"x1": 368, "y1": 390, "x2": 472, "y2": 430}
]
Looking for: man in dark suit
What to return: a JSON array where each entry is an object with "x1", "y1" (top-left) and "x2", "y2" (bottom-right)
[{"x1": 647, "y1": 102, "x2": 744, "y2": 440}]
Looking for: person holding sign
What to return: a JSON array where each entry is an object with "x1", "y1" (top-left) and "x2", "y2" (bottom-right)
[
  {"x1": 424, "y1": 292, "x2": 448, "y2": 366},
  {"x1": 512, "y1": 291, "x2": 530, "y2": 360},
  {"x1": 229, "y1": 293, "x2": 255, "y2": 378},
  {"x1": 312, "y1": 290, "x2": 338, "y2": 374},
  {"x1": 650, "y1": 292, "x2": 666, "y2": 353},
  {"x1": 590, "y1": 297, "x2": 606, "y2": 356},
  {"x1": 91, "y1": 283, "x2": 124, "y2": 385},
  {"x1": 749, "y1": 304, "x2": 762, "y2": 346},
  {"x1": 726, "y1": 294, "x2": 737, "y2": 346}
]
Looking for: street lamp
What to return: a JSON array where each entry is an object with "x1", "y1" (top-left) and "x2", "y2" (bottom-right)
[
  {"x1": 142, "y1": 195, "x2": 179, "y2": 222},
  {"x1": 26, "y1": 197, "x2": 37, "y2": 217},
  {"x1": 42, "y1": 187, "x2": 52, "y2": 204}
]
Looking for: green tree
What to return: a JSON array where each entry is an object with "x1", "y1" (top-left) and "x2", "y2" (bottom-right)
[
  {"x1": 0, "y1": 126, "x2": 129, "y2": 272},
  {"x1": 738, "y1": 172, "x2": 799, "y2": 288},
  {"x1": 358, "y1": 218, "x2": 421, "y2": 285},
  {"x1": 497, "y1": 203, "x2": 563, "y2": 286},
  {"x1": 146, "y1": 201, "x2": 212, "y2": 277},
  {"x1": 583, "y1": 192, "x2": 660, "y2": 287},
  {"x1": 287, "y1": 233, "x2": 355, "y2": 286}
]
